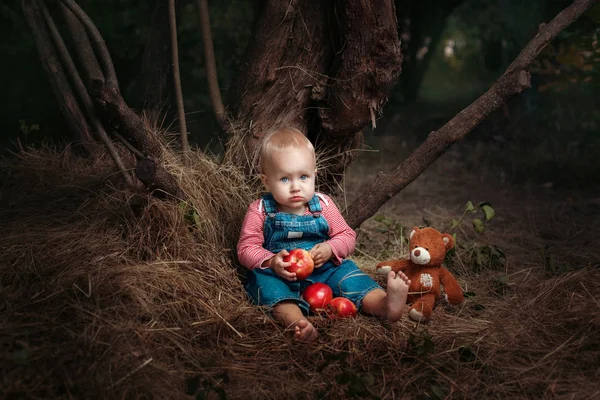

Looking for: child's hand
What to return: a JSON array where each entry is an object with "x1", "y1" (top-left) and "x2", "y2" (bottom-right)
[
  {"x1": 267, "y1": 250, "x2": 297, "y2": 281},
  {"x1": 310, "y1": 243, "x2": 333, "y2": 268}
]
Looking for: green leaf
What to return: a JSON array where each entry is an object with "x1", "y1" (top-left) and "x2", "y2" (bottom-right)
[
  {"x1": 192, "y1": 210, "x2": 201, "y2": 227},
  {"x1": 374, "y1": 215, "x2": 385, "y2": 222},
  {"x1": 473, "y1": 303, "x2": 486, "y2": 311},
  {"x1": 179, "y1": 201, "x2": 188, "y2": 212},
  {"x1": 463, "y1": 291, "x2": 476, "y2": 298},
  {"x1": 498, "y1": 275, "x2": 509, "y2": 285},
  {"x1": 382, "y1": 218, "x2": 393, "y2": 226},
  {"x1": 481, "y1": 205, "x2": 495, "y2": 220},
  {"x1": 450, "y1": 218, "x2": 459, "y2": 229},
  {"x1": 472, "y1": 219, "x2": 484, "y2": 233},
  {"x1": 465, "y1": 201, "x2": 475, "y2": 213}
]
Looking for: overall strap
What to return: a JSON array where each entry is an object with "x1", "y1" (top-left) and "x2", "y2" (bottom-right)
[
  {"x1": 261, "y1": 194, "x2": 278, "y2": 218},
  {"x1": 307, "y1": 194, "x2": 322, "y2": 217}
]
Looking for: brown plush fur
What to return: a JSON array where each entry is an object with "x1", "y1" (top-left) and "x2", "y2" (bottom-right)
[{"x1": 376, "y1": 226, "x2": 464, "y2": 322}]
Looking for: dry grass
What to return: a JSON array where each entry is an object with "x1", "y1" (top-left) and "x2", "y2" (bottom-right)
[{"x1": 1, "y1": 131, "x2": 599, "y2": 399}]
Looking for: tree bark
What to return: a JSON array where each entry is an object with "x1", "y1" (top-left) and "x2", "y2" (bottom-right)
[
  {"x1": 57, "y1": 1, "x2": 104, "y2": 89},
  {"x1": 21, "y1": 0, "x2": 94, "y2": 153},
  {"x1": 345, "y1": 0, "x2": 599, "y2": 229},
  {"x1": 59, "y1": 0, "x2": 184, "y2": 198},
  {"x1": 226, "y1": 0, "x2": 401, "y2": 192},
  {"x1": 227, "y1": 0, "x2": 329, "y2": 170}
]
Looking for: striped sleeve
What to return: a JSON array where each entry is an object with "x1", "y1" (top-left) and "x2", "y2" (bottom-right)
[
  {"x1": 236, "y1": 199, "x2": 275, "y2": 270},
  {"x1": 319, "y1": 194, "x2": 356, "y2": 264}
]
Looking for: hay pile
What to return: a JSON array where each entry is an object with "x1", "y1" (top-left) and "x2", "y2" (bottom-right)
[{"x1": 1, "y1": 140, "x2": 599, "y2": 399}]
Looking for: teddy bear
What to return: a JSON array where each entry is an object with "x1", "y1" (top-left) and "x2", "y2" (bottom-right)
[{"x1": 376, "y1": 226, "x2": 464, "y2": 322}]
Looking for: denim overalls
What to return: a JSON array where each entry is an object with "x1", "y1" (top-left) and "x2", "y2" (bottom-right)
[{"x1": 244, "y1": 193, "x2": 381, "y2": 315}]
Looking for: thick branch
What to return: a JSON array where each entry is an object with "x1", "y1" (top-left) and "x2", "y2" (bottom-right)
[
  {"x1": 196, "y1": 0, "x2": 228, "y2": 130},
  {"x1": 345, "y1": 0, "x2": 599, "y2": 229},
  {"x1": 57, "y1": 1, "x2": 104, "y2": 88},
  {"x1": 21, "y1": 0, "x2": 94, "y2": 153},
  {"x1": 42, "y1": 1, "x2": 133, "y2": 187},
  {"x1": 168, "y1": 0, "x2": 189, "y2": 157},
  {"x1": 59, "y1": 0, "x2": 119, "y2": 88},
  {"x1": 58, "y1": 0, "x2": 184, "y2": 198}
]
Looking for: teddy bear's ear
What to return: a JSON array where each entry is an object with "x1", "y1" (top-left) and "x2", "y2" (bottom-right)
[
  {"x1": 409, "y1": 226, "x2": 419, "y2": 240},
  {"x1": 442, "y1": 233, "x2": 455, "y2": 250}
]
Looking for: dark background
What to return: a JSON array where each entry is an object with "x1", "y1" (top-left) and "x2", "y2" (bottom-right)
[{"x1": 1, "y1": 0, "x2": 598, "y2": 188}]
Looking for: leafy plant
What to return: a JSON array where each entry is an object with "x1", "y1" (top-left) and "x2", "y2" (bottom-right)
[
  {"x1": 449, "y1": 201, "x2": 495, "y2": 234},
  {"x1": 446, "y1": 201, "x2": 506, "y2": 273},
  {"x1": 179, "y1": 201, "x2": 202, "y2": 229}
]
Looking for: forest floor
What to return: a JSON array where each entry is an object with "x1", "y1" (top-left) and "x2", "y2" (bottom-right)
[
  {"x1": 343, "y1": 115, "x2": 600, "y2": 276},
  {"x1": 1, "y1": 108, "x2": 599, "y2": 399}
]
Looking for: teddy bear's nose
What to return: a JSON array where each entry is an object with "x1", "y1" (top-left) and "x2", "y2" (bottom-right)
[{"x1": 414, "y1": 249, "x2": 421, "y2": 257}]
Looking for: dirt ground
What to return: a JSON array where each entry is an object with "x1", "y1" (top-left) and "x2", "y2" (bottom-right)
[{"x1": 342, "y1": 132, "x2": 600, "y2": 273}]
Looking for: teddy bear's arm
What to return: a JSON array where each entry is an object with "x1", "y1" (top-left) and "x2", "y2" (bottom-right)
[
  {"x1": 439, "y1": 266, "x2": 464, "y2": 304},
  {"x1": 375, "y1": 259, "x2": 411, "y2": 274}
]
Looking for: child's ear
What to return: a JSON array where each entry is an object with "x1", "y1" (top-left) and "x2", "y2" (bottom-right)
[{"x1": 260, "y1": 174, "x2": 269, "y2": 188}]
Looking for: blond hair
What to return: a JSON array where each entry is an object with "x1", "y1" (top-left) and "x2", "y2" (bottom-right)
[{"x1": 259, "y1": 127, "x2": 315, "y2": 173}]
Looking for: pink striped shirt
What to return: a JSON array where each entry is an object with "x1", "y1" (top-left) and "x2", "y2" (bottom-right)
[{"x1": 237, "y1": 193, "x2": 356, "y2": 270}]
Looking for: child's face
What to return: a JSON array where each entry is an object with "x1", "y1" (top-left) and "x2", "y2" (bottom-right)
[{"x1": 261, "y1": 147, "x2": 316, "y2": 214}]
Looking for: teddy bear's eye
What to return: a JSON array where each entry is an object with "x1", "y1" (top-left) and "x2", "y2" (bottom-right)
[{"x1": 426, "y1": 248, "x2": 429, "y2": 251}]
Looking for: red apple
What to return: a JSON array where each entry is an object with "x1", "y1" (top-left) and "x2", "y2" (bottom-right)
[
  {"x1": 326, "y1": 297, "x2": 358, "y2": 319},
  {"x1": 302, "y1": 283, "x2": 333, "y2": 313},
  {"x1": 283, "y1": 249, "x2": 314, "y2": 280}
]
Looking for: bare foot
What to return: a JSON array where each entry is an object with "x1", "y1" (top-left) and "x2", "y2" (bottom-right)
[
  {"x1": 294, "y1": 318, "x2": 319, "y2": 342},
  {"x1": 386, "y1": 270, "x2": 411, "y2": 322}
]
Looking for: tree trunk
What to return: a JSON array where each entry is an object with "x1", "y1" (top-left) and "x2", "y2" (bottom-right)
[{"x1": 226, "y1": 0, "x2": 402, "y2": 192}]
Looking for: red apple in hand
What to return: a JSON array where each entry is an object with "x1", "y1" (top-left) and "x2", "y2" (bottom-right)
[
  {"x1": 284, "y1": 248, "x2": 315, "y2": 280},
  {"x1": 326, "y1": 297, "x2": 357, "y2": 319},
  {"x1": 302, "y1": 283, "x2": 333, "y2": 313}
]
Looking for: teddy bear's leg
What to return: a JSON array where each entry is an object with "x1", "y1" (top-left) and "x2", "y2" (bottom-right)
[{"x1": 409, "y1": 294, "x2": 436, "y2": 322}]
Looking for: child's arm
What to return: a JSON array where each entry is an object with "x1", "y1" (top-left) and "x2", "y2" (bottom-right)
[
  {"x1": 237, "y1": 200, "x2": 277, "y2": 270},
  {"x1": 319, "y1": 194, "x2": 356, "y2": 264}
]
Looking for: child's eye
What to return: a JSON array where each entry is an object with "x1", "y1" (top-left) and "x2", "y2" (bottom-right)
[
  {"x1": 300, "y1": 175, "x2": 308, "y2": 181},
  {"x1": 280, "y1": 177, "x2": 289, "y2": 183}
]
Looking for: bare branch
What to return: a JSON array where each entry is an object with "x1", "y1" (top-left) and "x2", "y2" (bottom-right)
[
  {"x1": 21, "y1": 0, "x2": 94, "y2": 153},
  {"x1": 57, "y1": 0, "x2": 184, "y2": 198},
  {"x1": 59, "y1": 0, "x2": 119, "y2": 88},
  {"x1": 168, "y1": 0, "x2": 189, "y2": 159},
  {"x1": 196, "y1": 0, "x2": 228, "y2": 130},
  {"x1": 345, "y1": 0, "x2": 599, "y2": 229},
  {"x1": 42, "y1": 1, "x2": 134, "y2": 187},
  {"x1": 57, "y1": 1, "x2": 103, "y2": 88}
]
